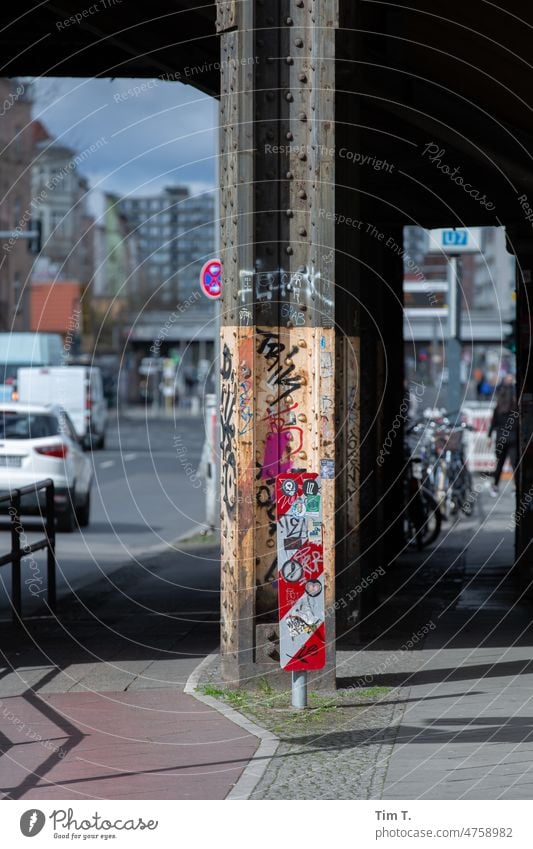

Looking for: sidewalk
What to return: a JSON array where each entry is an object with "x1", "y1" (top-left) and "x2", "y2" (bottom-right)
[
  {"x1": 116, "y1": 404, "x2": 202, "y2": 422},
  {"x1": 381, "y1": 483, "x2": 533, "y2": 800},
  {"x1": 0, "y1": 542, "x2": 259, "y2": 800},
  {"x1": 200, "y1": 478, "x2": 530, "y2": 800},
  {"x1": 1, "y1": 479, "x2": 528, "y2": 800}
]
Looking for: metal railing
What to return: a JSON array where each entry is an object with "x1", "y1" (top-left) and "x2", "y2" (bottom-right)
[{"x1": 0, "y1": 479, "x2": 56, "y2": 620}]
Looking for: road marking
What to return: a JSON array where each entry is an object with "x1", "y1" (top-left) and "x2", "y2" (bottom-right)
[
  {"x1": 123, "y1": 452, "x2": 138, "y2": 461},
  {"x1": 99, "y1": 451, "x2": 191, "y2": 459},
  {"x1": 99, "y1": 460, "x2": 115, "y2": 469}
]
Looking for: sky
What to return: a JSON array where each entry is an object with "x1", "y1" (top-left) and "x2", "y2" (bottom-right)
[{"x1": 31, "y1": 76, "x2": 217, "y2": 213}]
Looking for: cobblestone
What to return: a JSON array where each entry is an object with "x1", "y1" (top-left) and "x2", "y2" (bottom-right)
[
  {"x1": 200, "y1": 484, "x2": 521, "y2": 800},
  {"x1": 199, "y1": 650, "x2": 421, "y2": 800}
]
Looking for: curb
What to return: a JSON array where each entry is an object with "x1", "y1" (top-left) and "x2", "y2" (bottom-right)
[
  {"x1": 118, "y1": 408, "x2": 203, "y2": 422},
  {"x1": 175, "y1": 522, "x2": 212, "y2": 544},
  {"x1": 123, "y1": 526, "x2": 215, "y2": 559},
  {"x1": 184, "y1": 652, "x2": 279, "y2": 800}
]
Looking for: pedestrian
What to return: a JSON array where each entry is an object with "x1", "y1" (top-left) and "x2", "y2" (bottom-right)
[
  {"x1": 474, "y1": 367, "x2": 483, "y2": 400},
  {"x1": 477, "y1": 372, "x2": 493, "y2": 400},
  {"x1": 488, "y1": 374, "x2": 518, "y2": 496}
]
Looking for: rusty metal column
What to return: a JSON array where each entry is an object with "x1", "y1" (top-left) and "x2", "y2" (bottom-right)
[
  {"x1": 217, "y1": 0, "x2": 338, "y2": 687},
  {"x1": 334, "y1": 15, "x2": 362, "y2": 639},
  {"x1": 507, "y1": 229, "x2": 532, "y2": 591},
  {"x1": 218, "y1": 0, "x2": 255, "y2": 685},
  {"x1": 372, "y1": 226, "x2": 406, "y2": 581}
]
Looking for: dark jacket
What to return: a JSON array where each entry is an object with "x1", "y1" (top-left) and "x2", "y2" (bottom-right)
[{"x1": 489, "y1": 383, "x2": 518, "y2": 444}]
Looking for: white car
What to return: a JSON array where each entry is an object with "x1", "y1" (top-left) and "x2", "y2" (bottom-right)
[{"x1": 0, "y1": 403, "x2": 93, "y2": 532}]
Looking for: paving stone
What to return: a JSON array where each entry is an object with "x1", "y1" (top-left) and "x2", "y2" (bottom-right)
[
  {"x1": 0, "y1": 689, "x2": 258, "y2": 800},
  {"x1": 215, "y1": 487, "x2": 533, "y2": 800}
]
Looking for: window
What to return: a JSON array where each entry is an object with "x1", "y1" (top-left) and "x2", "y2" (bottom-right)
[
  {"x1": 51, "y1": 209, "x2": 69, "y2": 236},
  {"x1": 0, "y1": 412, "x2": 60, "y2": 440},
  {"x1": 12, "y1": 273, "x2": 21, "y2": 311},
  {"x1": 60, "y1": 411, "x2": 79, "y2": 443}
]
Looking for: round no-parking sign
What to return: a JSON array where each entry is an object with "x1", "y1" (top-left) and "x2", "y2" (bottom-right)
[{"x1": 200, "y1": 259, "x2": 222, "y2": 299}]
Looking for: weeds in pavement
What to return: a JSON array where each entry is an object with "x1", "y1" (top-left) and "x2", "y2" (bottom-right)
[
  {"x1": 179, "y1": 530, "x2": 217, "y2": 546},
  {"x1": 339, "y1": 686, "x2": 392, "y2": 700},
  {"x1": 197, "y1": 682, "x2": 393, "y2": 736}
]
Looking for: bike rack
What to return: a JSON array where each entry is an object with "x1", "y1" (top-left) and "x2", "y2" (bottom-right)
[{"x1": 0, "y1": 479, "x2": 56, "y2": 621}]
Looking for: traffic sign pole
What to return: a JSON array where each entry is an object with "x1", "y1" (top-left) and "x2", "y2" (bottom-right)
[
  {"x1": 447, "y1": 256, "x2": 462, "y2": 420},
  {"x1": 275, "y1": 472, "x2": 326, "y2": 710},
  {"x1": 292, "y1": 670, "x2": 308, "y2": 710},
  {"x1": 427, "y1": 228, "x2": 478, "y2": 420}
]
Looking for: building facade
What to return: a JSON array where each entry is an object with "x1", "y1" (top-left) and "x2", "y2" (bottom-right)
[
  {"x1": 403, "y1": 226, "x2": 516, "y2": 392},
  {"x1": 30, "y1": 121, "x2": 95, "y2": 284},
  {"x1": 119, "y1": 186, "x2": 215, "y2": 307},
  {"x1": 93, "y1": 193, "x2": 143, "y2": 300},
  {"x1": 471, "y1": 226, "x2": 515, "y2": 316},
  {"x1": 0, "y1": 78, "x2": 34, "y2": 330},
  {"x1": 176, "y1": 191, "x2": 216, "y2": 304},
  {"x1": 117, "y1": 186, "x2": 216, "y2": 399}
]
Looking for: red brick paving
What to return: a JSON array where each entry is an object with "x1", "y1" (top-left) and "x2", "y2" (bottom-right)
[{"x1": 0, "y1": 689, "x2": 258, "y2": 799}]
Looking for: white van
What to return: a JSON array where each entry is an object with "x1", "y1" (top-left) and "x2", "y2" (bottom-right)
[
  {"x1": 17, "y1": 366, "x2": 107, "y2": 449},
  {"x1": 0, "y1": 332, "x2": 63, "y2": 402}
]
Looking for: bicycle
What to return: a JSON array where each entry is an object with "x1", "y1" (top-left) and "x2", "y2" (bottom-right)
[{"x1": 403, "y1": 438, "x2": 442, "y2": 550}]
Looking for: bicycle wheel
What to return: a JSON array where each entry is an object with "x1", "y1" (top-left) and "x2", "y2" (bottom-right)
[
  {"x1": 434, "y1": 462, "x2": 448, "y2": 520},
  {"x1": 460, "y1": 468, "x2": 475, "y2": 515},
  {"x1": 416, "y1": 487, "x2": 442, "y2": 547}
]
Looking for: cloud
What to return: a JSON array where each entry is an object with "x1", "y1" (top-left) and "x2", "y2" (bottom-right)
[{"x1": 32, "y1": 76, "x2": 217, "y2": 197}]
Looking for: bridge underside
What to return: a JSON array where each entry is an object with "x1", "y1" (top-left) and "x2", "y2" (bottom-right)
[{"x1": 3, "y1": 1, "x2": 533, "y2": 684}]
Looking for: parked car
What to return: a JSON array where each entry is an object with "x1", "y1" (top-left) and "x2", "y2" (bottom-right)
[
  {"x1": 17, "y1": 366, "x2": 107, "y2": 449},
  {"x1": 0, "y1": 403, "x2": 93, "y2": 532}
]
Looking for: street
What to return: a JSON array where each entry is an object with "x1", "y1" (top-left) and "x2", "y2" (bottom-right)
[{"x1": 0, "y1": 412, "x2": 210, "y2": 618}]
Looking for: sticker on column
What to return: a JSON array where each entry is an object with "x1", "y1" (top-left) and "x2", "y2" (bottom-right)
[{"x1": 276, "y1": 473, "x2": 326, "y2": 671}]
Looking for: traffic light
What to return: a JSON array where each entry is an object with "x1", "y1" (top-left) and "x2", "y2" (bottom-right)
[{"x1": 504, "y1": 318, "x2": 516, "y2": 354}]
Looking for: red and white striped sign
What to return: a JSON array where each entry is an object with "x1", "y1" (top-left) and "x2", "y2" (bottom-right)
[
  {"x1": 462, "y1": 406, "x2": 494, "y2": 472},
  {"x1": 463, "y1": 405, "x2": 513, "y2": 477},
  {"x1": 275, "y1": 473, "x2": 326, "y2": 671}
]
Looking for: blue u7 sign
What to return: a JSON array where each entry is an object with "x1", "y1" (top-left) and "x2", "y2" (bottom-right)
[
  {"x1": 428, "y1": 227, "x2": 482, "y2": 254},
  {"x1": 443, "y1": 229, "x2": 467, "y2": 246}
]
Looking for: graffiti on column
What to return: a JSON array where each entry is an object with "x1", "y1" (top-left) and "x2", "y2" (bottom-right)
[
  {"x1": 255, "y1": 329, "x2": 306, "y2": 589},
  {"x1": 257, "y1": 330, "x2": 303, "y2": 403},
  {"x1": 220, "y1": 343, "x2": 237, "y2": 517},
  {"x1": 320, "y1": 394, "x2": 334, "y2": 452},
  {"x1": 261, "y1": 402, "x2": 303, "y2": 478},
  {"x1": 256, "y1": 461, "x2": 279, "y2": 593},
  {"x1": 281, "y1": 304, "x2": 306, "y2": 326},
  {"x1": 256, "y1": 329, "x2": 304, "y2": 479},
  {"x1": 256, "y1": 464, "x2": 277, "y2": 540},
  {"x1": 238, "y1": 360, "x2": 254, "y2": 437},
  {"x1": 347, "y1": 384, "x2": 359, "y2": 500}
]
